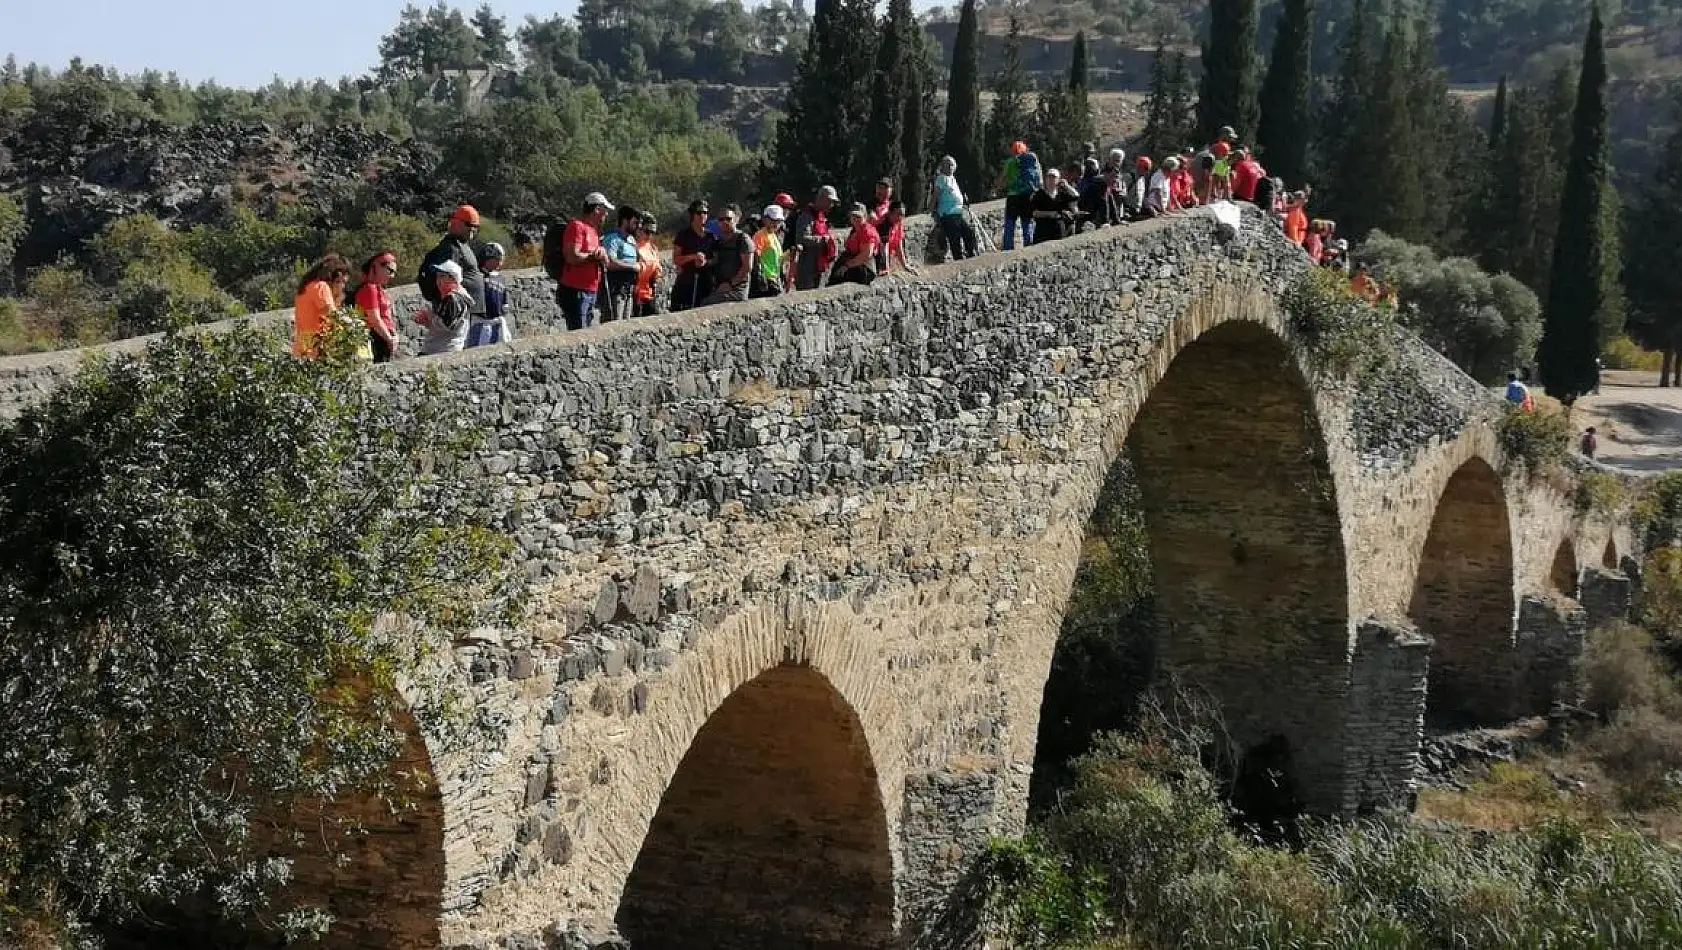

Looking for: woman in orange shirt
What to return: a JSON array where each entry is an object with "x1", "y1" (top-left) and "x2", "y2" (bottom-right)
[
  {"x1": 293, "y1": 254, "x2": 353, "y2": 359},
  {"x1": 633, "y1": 211, "x2": 663, "y2": 318},
  {"x1": 1284, "y1": 193, "x2": 1309, "y2": 245}
]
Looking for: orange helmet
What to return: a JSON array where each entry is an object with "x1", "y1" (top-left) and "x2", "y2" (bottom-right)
[{"x1": 1212, "y1": 141, "x2": 1232, "y2": 158}]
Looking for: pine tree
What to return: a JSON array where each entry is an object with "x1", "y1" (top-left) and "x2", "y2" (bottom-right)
[
  {"x1": 1167, "y1": 52, "x2": 1195, "y2": 150},
  {"x1": 982, "y1": 16, "x2": 1031, "y2": 196},
  {"x1": 1358, "y1": 22, "x2": 1427, "y2": 243},
  {"x1": 1256, "y1": 0, "x2": 1313, "y2": 187},
  {"x1": 1070, "y1": 30, "x2": 1090, "y2": 92},
  {"x1": 1539, "y1": 5, "x2": 1612, "y2": 400},
  {"x1": 471, "y1": 4, "x2": 513, "y2": 67},
  {"x1": 767, "y1": 0, "x2": 877, "y2": 199},
  {"x1": 863, "y1": 0, "x2": 916, "y2": 198},
  {"x1": 942, "y1": 0, "x2": 985, "y2": 197},
  {"x1": 1197, "y1": 0, "x2": 1260, "y2": 142}
]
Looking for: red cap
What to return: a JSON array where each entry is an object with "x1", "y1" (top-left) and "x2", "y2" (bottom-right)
[
  {"x1": 1212, "y1": 142, "x2": 1232, "y2": 158},
  {"x1": 451, "y1": 204, "x2": 481, "y2": 226},
  {"x1": 773, "y1": 192, "x2": 796, "y2": 208},
  {"x1": 1136, "y1": 156, "x2": 1153, "y2": 171}
]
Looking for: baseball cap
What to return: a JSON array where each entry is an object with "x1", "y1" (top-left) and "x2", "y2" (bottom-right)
[
  {"x1": 583, "y1": 191, "x2": 614, "y2": 210},
  {"x1": 762, "y1": 204, "x2": 786, "y2": 222},
  {"x1": 434, "y1": 260, "x2": 464, "y2": 282},
  {"x1": 847, "y1": 202, "x2": 868, "y2": 218},
  {"x1": 1219, "y1": 125, "x2": 1237, "y2": 139},
  {"x1": 773, "y1": 192, "x2": 796, "y2": 208},
  {"x1": 451, "y1": 204, "x2": 480, "y2": 226},
  {"x1": 480, "y1": 241, "x2": 506, "y2": 260},
  {"x1": 818, "y1": 185, "x2": 839, "y2": 201}
]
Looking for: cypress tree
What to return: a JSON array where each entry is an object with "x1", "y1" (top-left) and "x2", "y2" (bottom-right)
[
  {"x1": 1539, "y1": 5, "x2": 1611, "y2": 400},
  {"x1": 1070, "y1": 30, "x2": 1090, "y2": 91},
  {"x1": 1197, "y1": 0, "x2": 1260, "y2": 142},
  {"x1": 862, "y1": 0, "x2": 916, "y2": 198},
  {"x1": 1256, "y1": 0, "x2": 1314, "y2": 187},
  {"x1": 1358, "y1": 22, "x2": 1427, "y2": 243},
  {"x1": 901, "y1": 24, "x2": 936, "y2": 213},
  {"x1": 1167, "y1": 52, "x2": 1195, "y2": 149},
  {"x1": 1141, "y1": 43, "x2": 1174, "y2": 158},
  {"x1": 767, "y1": 0, "x2": 877, "y2": 198},
  {"x1": 1489, "y1": 74, "x2": 1508, "y2": 146},
  {"x1": 983, "y1": 15, "x2": 1030, "y2": 194},
  {"x1": 942, "y1": 0, "x2": 984, "y2": 196},
  {"x1": 1316, "y1": 0, "x2": 1374, "y2": 225}
]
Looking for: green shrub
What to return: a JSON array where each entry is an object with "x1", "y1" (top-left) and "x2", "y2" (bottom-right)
[
  {"x1": 1496, "y1": 403, "x2": 1572, "y2": 475},
  {"x1": 1635, "y1": 471, "x2": 1682, "y2": 551},
  {"x1": 1575, "y1": 470, "x2": 1625, "y2": 515},
  {"x1": 1579, "y1": 622, "x2": 1681, "y2": 721},
  {"x1": 112, "y1": 256, "x2": 245, "y2": 336},
  {"x1": 1602, "y1": 334, "x2": 1664, "y2": 372},
  {"x1": 1283, "y1": 267, "x2": 1396, "y2": 378}
]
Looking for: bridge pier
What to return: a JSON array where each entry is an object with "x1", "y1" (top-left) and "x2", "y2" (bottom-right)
[{"x1": 1344, "y1": 619, "x2": 1431, "y2": 814}]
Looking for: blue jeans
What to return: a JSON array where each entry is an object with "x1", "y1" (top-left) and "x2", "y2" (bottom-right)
[
  {"x1": 558, "y1": 287, "x2": 598, "y2": 331},
  {"x1": 1003, "y1": 194, "x2": 1035, "y2": 250}
]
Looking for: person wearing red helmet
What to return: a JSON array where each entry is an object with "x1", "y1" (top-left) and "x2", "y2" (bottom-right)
[{"x1": 1210, "y1": 141, "x2": 1235, "y2": 201}]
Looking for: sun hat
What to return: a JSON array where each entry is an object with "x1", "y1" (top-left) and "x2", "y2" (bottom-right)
[{"x1": 762, "y1": 204, "x2": 786, "y2": 222}]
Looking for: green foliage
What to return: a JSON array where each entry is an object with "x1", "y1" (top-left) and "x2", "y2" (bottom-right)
[
  {"x1": 1197, "y1": 0, "x2": 1260, "y2": 142},
  {"x1": 942, "y1": 0, "x2": 985, "y2": 198},
  {"x1": 1034, "y1": 72, "x2": 1097, "y2": 172},
  {"x1": 0, "y1": 193, "x2": 22, "y2": 287},
  {"x1": 1635, "y1": 471, "x2": 1682, "y2": 551},
  {"x1": 862, "y1": 0, "x2": 917, "y2": 197},
  {"x1": 1356, "y1": 230, "x2": 1543, "y2": 384},
  {"x1": 968, "y1": 838, "x2": 1111, "y2": 948},
  {"x1": 0, "y1": 328, "x2": 518, "y2": 939},
  {"x1": 767, "y1": 0, "x2": 877, "y2": 200},
  {"x1": 1540, "y1": 6, "x2": 1614, "y2": 401},
  {"x1": 1575, "y1": 470, "x2": 1625, "y2": 515},
  {"x1": 1284, "y1": 266, "x2": 1396, "y2": 377},
  {"x1": 982, "y1": 16, "x2": 1032, "y2": 194},
  {"x1": 1623, "y1": 84, "x2": 1682, "y2": 363},
  {"x1": 1256, "y1": 0, "x2": 1314, "y2": 188},
  {"x1": 1496, "y1": 402, "x2": 1573, "y2": 474}
]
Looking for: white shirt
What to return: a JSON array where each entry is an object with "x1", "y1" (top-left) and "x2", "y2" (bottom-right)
[{"x1": 1146, "y1": 171, "x2": 1173, "y2": 214}]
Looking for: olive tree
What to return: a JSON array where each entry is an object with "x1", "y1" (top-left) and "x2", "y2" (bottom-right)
[{"x1": 0, "y1": 326, "x2": 518, "y2": 942}]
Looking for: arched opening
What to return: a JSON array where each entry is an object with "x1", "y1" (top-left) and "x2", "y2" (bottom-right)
[
  {"x1": 1033, "y1": 320, "x2": 1351, "y2": 817},
  {"x1": 617, "y1": 664, "x2": 895, "y2": 950},
  {"x1": 1409, "y1": 458, "x2": 1516, "y2": 728},
  {"x1": 1550, "y1": 540, "x2": 1580, "y2": 597},
  {"x1": 1604, "y1": 537, "x2": 1619, "y2": 570}
]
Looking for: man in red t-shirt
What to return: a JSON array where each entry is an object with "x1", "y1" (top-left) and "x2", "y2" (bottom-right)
[
  {"x1": 1231, "y1": 149, "x2": 1267, "y2": 204},
  {"x1": 559, "y1": 192, "x2": 612, "y2": 330}
]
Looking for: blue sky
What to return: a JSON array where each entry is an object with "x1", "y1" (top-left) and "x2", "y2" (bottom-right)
[{"x1": 3, "y1": 1, "x2": 582, "y2": 88}]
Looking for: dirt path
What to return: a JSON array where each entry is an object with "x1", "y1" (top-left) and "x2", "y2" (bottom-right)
[{"x1": 1571, "y1": 370, "x2": 1682, "y2": 473}]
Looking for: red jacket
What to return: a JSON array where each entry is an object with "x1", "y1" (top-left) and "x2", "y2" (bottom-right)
[{"x1": 1232, "y1": 159, "x2": 1266, "y2": 201}]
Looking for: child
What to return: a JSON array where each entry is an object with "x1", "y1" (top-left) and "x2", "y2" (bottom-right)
[
  {"x1": 467, "y1": 242, "x2": 513, "y2": 347},
  {"x1": 418, "y1": 260, "x2": 473, "y2": 355},
  {"x1": 1581, "y1": 427, "x2": 1598, "y2": 459}
]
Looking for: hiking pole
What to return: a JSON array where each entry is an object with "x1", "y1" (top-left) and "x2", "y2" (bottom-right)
[{"x1": 969, "y1": 207, "x2": 997, "y2": 255}]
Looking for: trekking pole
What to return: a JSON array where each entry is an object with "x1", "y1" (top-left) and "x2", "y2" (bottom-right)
[{"x1": 969, "y1": 207, "x2": 997, "y2": 255}]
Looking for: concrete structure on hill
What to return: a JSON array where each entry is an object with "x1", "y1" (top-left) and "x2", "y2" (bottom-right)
[{"x1": 0, "y1": 204, "x2": 1637, "y2": 950}]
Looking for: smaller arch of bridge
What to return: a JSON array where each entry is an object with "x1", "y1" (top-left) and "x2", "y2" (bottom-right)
[
  {"x1": 1550, "y1": 538, "x2": 1580, "y2": 598},
  {"x1": 1409, "y1": 456, "x2": 1517, "y2": 727},
  {"x1": 601, "y1": 599, "x2": 900, "y2": 950}
]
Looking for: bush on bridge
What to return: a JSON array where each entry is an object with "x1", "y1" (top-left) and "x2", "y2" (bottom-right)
[
  {"x1": 1283, "y1": 266, "x2": 1398, "y2": 379},
  {"x1": 1495, "y1": 402, "x2": 1572, "y2": 476},
  {"x1": 0, "y1": 326, "x2": 520, "y2": 943}
]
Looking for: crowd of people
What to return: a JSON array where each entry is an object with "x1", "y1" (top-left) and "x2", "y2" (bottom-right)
[{"x1": 290, "y1": 124, "x2": 1400, "y2": 361}]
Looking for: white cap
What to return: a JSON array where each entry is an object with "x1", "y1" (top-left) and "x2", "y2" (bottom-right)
[
  {"x1": 762, "y1": 204, "x2": 786, "y2": 222},
  {"x1": 584, "y1": 191, "x2": 614, "y2": 210},
  {"x1": 434, "y1": 260, "x2": 463, "y2": 282},
  {"x1": 818, "y1": 185, "x2": 839, "y2": 200}
]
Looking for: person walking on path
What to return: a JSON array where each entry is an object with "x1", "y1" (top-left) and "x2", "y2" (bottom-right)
[
  {"x1": 417, "y1": 259, "x2": 473, "y2": 356},
  {"x1": 557, "y1": 192, "x2": 612, "y2": 330},
  {"x1": 1581, "y1": 427, "x2": 1598, "y2": 459},
  {"x1": 1505, "y1": 372, "x2": 1535, "y2": 412},
  {"x1": 931, "y1": 156, "x2": 979, "y2": 261},
  {"x1": 467, "y1": 243, "x2": 513, "y2": 346},
  {"x1": 791, "y1": 187, "x2": 839, "y2": 291},
  {"x1": 999, "y1": 141, "x2": 1039, "y2": 250},
  {"x1": 294, "y1": 254, "x2": 354, "y2": 360},
  {"x1": 354, "y1": 251, "x2": 400, "y2": 362},
  {"x1": 420, "y1": 205, "x2": 485, "y2": 324},
  {"x1": 670, "y1": 199, "x2": 717, "y2": 311}
]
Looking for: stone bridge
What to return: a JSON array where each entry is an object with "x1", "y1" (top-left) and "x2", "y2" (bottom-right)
[{"x1": 0, "y1": 205, "x2": 1637, "y2": 949}]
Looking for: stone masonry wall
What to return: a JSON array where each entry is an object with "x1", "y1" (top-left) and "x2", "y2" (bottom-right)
[{"x1": 0, "y1": 204, "x2": 1622, "y2": 948}]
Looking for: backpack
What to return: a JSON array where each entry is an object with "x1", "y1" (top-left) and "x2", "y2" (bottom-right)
[
  {"x1": 1017, "y1": 151, "x2": 1043, "y2": 194},
  {"x1": 542, "y1": 216, "x2": 572, "y2": 283}
]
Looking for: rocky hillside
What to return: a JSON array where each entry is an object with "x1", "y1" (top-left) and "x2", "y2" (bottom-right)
[{"x1": 1, "y1": 119, "x2": 447, "y2": 275}]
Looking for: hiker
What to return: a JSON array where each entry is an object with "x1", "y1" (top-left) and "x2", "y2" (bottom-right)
[
  {"x1": 1231, "y1": 147, "x2": 1266, "y2": 204},
  {"x1": 420, "y1": 205, "x2": 484, "y2": 325},
  {"x1": 557, "y1": 192, "x2": 612, "y2": 330},
  {"x1": 1127, "y1": 157, "x2": 1153, "y2": 220},
  {"x1": 1194, "y1": 125, "x2": 1237, "y2": 203},
  {"x1": 293, "y1": 254, "x2": 355, "y2": 360},
  {"x1": 467, "y1": 242, "x2": 512, "y2": 346},
  {"x1": 752, "y1": 204, "x2": 787, "y2": 298},
  {"x1": 1144, "y1": 157, "x2": 1178, "y2": 217},
  {"x1": 633, "y1": 211, "x2": 663, "y2": 318},
  {"x1": 1350, "y1": 263, "x2": 1380, "y2": 303},
  {"x1": 1284, "y1": 193, "x2": 1309, "y2": 245},
  {"x1": 932, "y1": 155, "x2": 979, "y2": 261},
  {"x1": 881, "y1": 200, "x2": 914, "y2": 274},
  {"x1": 1101, "y1": 148, "x2": 1128, "y2": 226},
  {"x1": 1170, "y1": 154, "x2": 1199, "y2": 211},
  {"x1": 671, "y1": 198, "x2": 717, "y2": 310},
  {"x1": 868, "y1": 178, "x2": 894, "y2": 273},
  {"x1": 1210, "y1": 142, "x2": 1235, "y2": 201},
  {"x1": 1505, "y1": 372, "x2": 1535, "y2": 412},
  {"x1": 416, "y1": 259, "x2": 473, "y2": 356},
  {"x1": 1303, "y1": 219, "x2": 1325, "y2": 262},
  {"x1": 791, "y1": 186, "x2": 839, "y2": 291},
  {"x1": 700, "y1": 205, "x2": 755, "y2": 305},
  {"x1": 1000, "y1": 141, "x2": 1040, "y2": 250},
  {"x1": 832, "y1": 203, "x2": 880, "y2": 286},
  {"x1": 1581, "y1": 427, "x2": 1598, "y2": 459},
  {"x1": 1077, "y1": 158, "x2": 1109, "y2": 231},
  {"x1": 1029, "y1": 168, "x2": 1081, "y2": 243},
  {"x1": 354, "y1": 250, "x2": 400, "y2": 362},
  {"x1": 601, "y1": 206, "x2": 643, "y2": 323}
]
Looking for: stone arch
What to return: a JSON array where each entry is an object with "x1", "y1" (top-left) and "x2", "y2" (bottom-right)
[
  {"x1": 1409, "y1": 457, "x2": 1517, "y2": 727},
  {"x1": 1040, "y1": 317, "x2": 1351, "y2": 814},
  {"x1": 1604, "y1": 537, "x2": 1619, "y2": 569},
  {"x1": 1551, "y1": 539, "x2": 1580, "y2": 597},
  {"x1": 616, "y1": 663, "x2": 895, "y2": 950}
]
